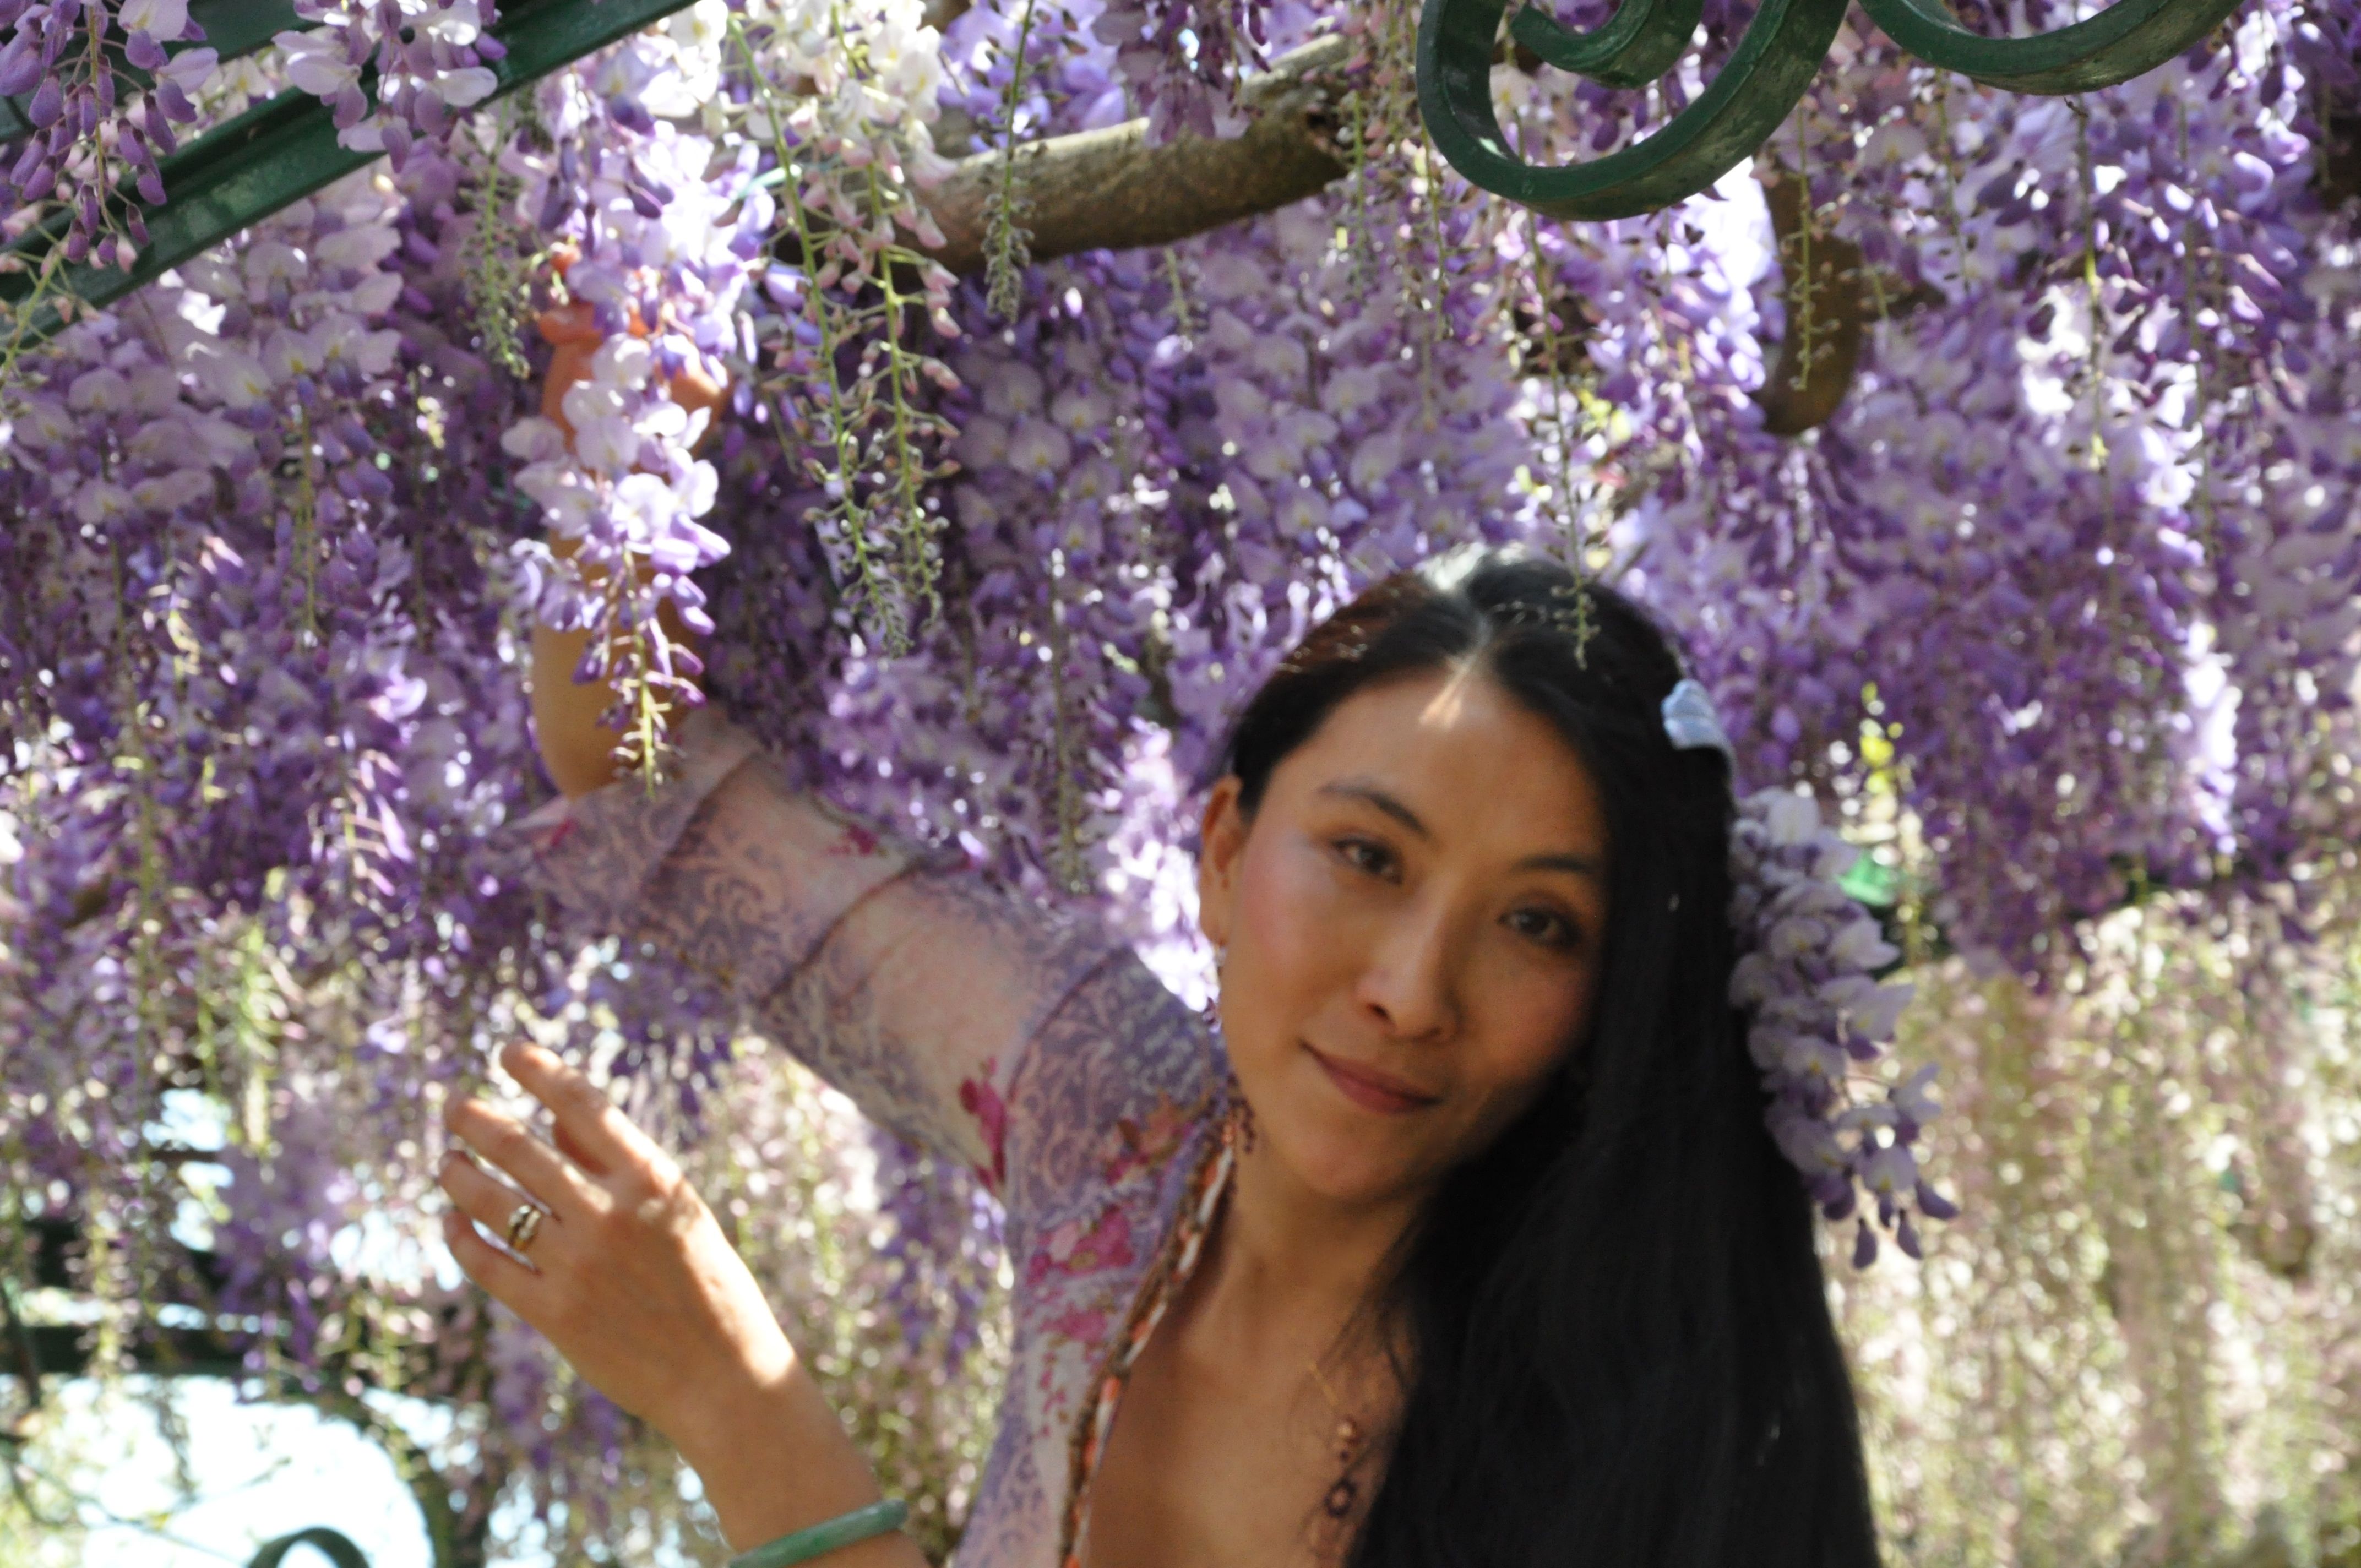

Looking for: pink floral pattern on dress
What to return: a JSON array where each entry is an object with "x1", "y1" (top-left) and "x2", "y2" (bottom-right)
[
  {"x1": 1025, "y1": 1204, "x2": 1138, "y2": 1288},
  {"x1": 527, "y1": 710, "x2": 1228, "y2": 1567},
  {"x1": 1102, "y1": 1092, "x2": 1200, "y2": 1186},
  {"x1": 959, "y1": 1064, "x2": 1011, "y2": 1194},
  {"x1": 1043, "y1": 1306, "x2": 1111, "y2": 1343},
  {"x1": 829, "y1": 820, "x2": 882, "y2": 858}
]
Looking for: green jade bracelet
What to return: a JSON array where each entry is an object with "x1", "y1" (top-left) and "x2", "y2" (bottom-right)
[{"x1": 727, "y1": 1499, "x2": 910, "y2": 1568}]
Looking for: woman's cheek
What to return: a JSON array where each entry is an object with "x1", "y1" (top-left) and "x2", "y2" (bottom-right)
[
  {"x1": 1478, "y1": 960, "x2": 1594, "y2": 1102},
  {"x1": 1226, "y1": 841, "x2": 1357, "y2": 1080},
  {"x1": 1238, "y1": 837, "x2": 1347, "y2": 979}
]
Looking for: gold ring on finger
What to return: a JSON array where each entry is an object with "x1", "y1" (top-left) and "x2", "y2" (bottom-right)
[{"x1": 504, "y1": 1202, "x2": 545, "y2": 1255}]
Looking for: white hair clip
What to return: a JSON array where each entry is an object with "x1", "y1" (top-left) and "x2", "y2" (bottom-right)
[{"x1": 1661, "y1": 678, "x2": 1735, "y2": 767}]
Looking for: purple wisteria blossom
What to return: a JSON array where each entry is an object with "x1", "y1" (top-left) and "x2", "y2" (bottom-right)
[
  {"x1": 4, "y1": 0, "x2": 2360, "y2": 1545},
  {"x1": 1729, "y1": 790, "x2": 1955, "y2": 1265}
]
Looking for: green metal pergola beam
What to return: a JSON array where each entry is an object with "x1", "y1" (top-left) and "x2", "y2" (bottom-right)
[{"x1": 2, "y1": 0, "x2": 695, "y2": 342}]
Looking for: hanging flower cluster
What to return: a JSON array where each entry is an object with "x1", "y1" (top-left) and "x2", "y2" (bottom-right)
[
  {"x1": 1608, "y1": 0, "x2": 2361, "y2": 968},
  {"x1": 1730, "y1": 790, "x2": 1956, "y2": 1266},
  {"x1": 2, "y1": 173, "x2": 438, "y2": 927},
  {"x1": 0, "y1": 0, "x2": 216, "y2": 277},
  {"x1": 1091, "y1": 0, "x2": 1270, "y2": 140},
  {"x1": 723, "y1": 0, "x2": 964, "y2": 647},
  {"x1": 496, "y1": 68, "x2": 766, "y2": 767},
  {"x1": 273, "y1": 0, "x2": 505, "y2": 165}
]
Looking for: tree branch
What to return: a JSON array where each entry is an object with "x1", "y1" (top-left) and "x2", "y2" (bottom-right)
[
  {"x1": 920, "y1": 35, "x2": 1352, "y2": 275},
  {"x1": 2322, "y1": 104, "x2": 2360, "y2": 209},
  {"x1": 21, "y1": 1322, "x2": 251, "y2": 1380},
  {"x1": 1756, "y1": 175, "x2": 1869, "y2": 436},
  {"x1": 1755, "y1": 175, "x2": 1946, "y2": 435}
]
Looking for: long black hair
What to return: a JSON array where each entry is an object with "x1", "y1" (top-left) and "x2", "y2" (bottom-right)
[{"x1": 1217, "y1": 549, "x2": 1881, "y2": 1568}]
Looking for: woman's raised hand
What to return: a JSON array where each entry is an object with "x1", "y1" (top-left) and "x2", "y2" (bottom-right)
[
  {"x1": 437, "y1": 1043, "x2": 921, "y2": 1560},
  {"x1": 436, "y1": 1040, "x2": 796, "y2": 1441}
]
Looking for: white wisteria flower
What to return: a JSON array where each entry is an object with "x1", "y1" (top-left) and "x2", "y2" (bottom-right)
[
  {"x1": 121, "y1": 0, "x2": 189, "y2": 37},
  {"x1": 275, "y1": 30, "x2": 360, "y2": 96}
]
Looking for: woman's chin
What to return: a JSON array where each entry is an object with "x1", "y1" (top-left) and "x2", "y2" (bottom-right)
[
  {"x1": 1265, "y1": 1120, "x2": 1432, "y2": 1209},
  {"x1": 1231, "y1": 1061, "x2": 1424, "y2": 1199}
]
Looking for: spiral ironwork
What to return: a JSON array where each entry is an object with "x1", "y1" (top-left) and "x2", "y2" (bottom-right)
[{"x1": 1417, "y1": 0, "x2": 2248, "y2": 219}]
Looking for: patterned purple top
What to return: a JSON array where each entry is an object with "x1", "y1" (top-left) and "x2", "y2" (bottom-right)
[{"x1": 526, "y1": 709, "x2": 1235, "y2": 1566}]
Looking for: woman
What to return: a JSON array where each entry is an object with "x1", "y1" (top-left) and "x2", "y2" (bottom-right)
[{"x1": 435, "y1": 550, "x2": 1884, "y2": 1567}]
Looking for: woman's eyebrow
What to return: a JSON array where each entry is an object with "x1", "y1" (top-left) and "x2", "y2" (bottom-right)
[
  {"x1": 1317, "y1": 780, "x2": 1603, "y2": 879},
  {"x1": 1516, "y1": 851, "x2": 1603, "y2": 879},
  {"x1": 1316, "y1": 780, "x2": 1429, "y2": 839}
]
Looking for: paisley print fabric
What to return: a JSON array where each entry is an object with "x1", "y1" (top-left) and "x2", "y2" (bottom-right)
[{"x1": 525, "y1": 707, "x2": 1234, "y2": 1566}]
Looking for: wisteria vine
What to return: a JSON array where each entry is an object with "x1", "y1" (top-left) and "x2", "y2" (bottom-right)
[{"x1": 4, "y1": 0, "x2": 2359, "y2": 1554}]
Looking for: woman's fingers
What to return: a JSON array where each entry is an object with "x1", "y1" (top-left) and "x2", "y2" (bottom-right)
[
  {"x1": 439, "y1": 1146, "x2": 553, "y2": 1244},
  {"x1": 439, "y1": 1206, "x2": 546, "y2": 1302},
  {"x1": 552, "y1": 1121, "x2": 607, "y2": 1175},
  {"x1": 535, "y1": 298, "x2": 603, "y2": 346},
  {"x1": 498, "y1": 1041, "x2": 666, "y2": 1178},
  {"x1": 445, "y1": 1095, "x2": 604, "y2": 1216}
]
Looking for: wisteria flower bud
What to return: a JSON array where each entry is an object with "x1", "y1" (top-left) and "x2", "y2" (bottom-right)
[
  {"x1": 0, "y1": 40, "x2": 42, "y2": 95},
  {"x1": 142, "y1": 104, "x2": 178, "y2": 154}
]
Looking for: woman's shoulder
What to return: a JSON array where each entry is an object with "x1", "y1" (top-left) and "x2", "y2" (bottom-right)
[
  {"x1": 988, "y1": 963, "x2": 1227, "y2": 1478},
  {"x1": 989, "y1": 940, "x2": 1223, "y2": 1225}
]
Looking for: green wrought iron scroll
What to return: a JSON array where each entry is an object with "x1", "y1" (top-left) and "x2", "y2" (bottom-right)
[
  {"x1": 0, "y1": 0, "x2": 697, "y2": 342},
  {"x1": 248, "y1": 1527, "x2": 373, "y2": 1568},
  {"x1": 1416, "y1": 0, "x2": 2250, "y2": 220}
]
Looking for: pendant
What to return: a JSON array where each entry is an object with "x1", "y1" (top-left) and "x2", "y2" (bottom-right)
[
  {"x1": 1323, "y1": 1476, "x2": 1358, "y2": 1520},
  {"x1": 1333, "y1": 1418, "x2": 1362, "y2": 1469}
]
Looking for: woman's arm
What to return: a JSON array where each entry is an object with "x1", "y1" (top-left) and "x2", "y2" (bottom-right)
[
  {"x1": 492, "y1": 315, "x2": 930, "y2": 1552},
  {"x1": 516, "y1": 298, "x2": 1200, "y2": 1210},
  {"x1": 516, "y1": 297, "x2": 1147, "y2": 1197},
  {"x1": 529, "y1": 711, "x2": 1133, "y2": 1201}
]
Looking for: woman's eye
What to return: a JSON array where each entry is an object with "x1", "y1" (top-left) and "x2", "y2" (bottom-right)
[
  {"x1": 1334, "y1": 837, "x2": 1397, "y2": 879},
  {"x1": 1508, "y1": 907, "x2": 1579, "y2": 950}
]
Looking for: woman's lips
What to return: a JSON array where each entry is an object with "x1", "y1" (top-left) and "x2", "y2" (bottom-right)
[{"x1": 1304, "y1": 1043, "x2": 1439, "y2": 1115}]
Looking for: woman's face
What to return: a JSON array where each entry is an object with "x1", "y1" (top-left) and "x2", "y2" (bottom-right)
[{"x1": 1196, "y1": 662, "x2": 1611, "y2": 1210}]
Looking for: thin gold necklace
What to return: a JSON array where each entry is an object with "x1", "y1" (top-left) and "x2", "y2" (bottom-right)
[{"x1": 1304, "y1": 1357, "x2": 1368, "y2": 1520}]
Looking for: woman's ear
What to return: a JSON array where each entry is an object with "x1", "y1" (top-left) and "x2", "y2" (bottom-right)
[{"x1": 1195, "y1": 775, "x2": 1249, "y2": 951}]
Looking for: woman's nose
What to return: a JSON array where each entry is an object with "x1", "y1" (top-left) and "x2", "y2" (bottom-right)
[{"x1": 1355, "y1": 903, "x2": 1459, "y2": 1040}]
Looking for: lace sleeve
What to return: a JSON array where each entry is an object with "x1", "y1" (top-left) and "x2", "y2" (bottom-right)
[{"x1": 522, "y1": 709, "x2": 1160, "y2": 1200}]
